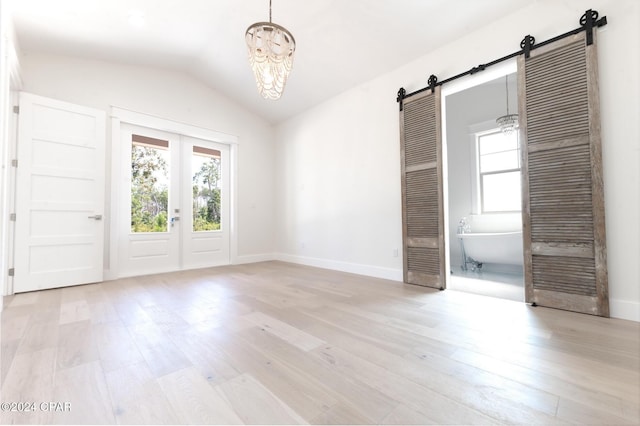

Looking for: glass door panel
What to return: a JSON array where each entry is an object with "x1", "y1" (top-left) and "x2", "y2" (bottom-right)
[
  {"x1": 131, "y1": 134, "x2": 171, "y2": 233},
  {"x1": 191, "y1": 146, "x2": 222, "y2": 232}
]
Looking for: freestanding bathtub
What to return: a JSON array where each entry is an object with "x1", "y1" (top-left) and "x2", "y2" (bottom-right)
[{"x1": 457, "y1": 231, "x2": 523, "y2": 267}]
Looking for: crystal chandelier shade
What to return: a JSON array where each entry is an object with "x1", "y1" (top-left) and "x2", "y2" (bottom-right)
[
  {"x1": 496, "y1": 75, "x2": 519, "y2": 134},
  {"x1": 496, "y1": 113, "x2": 519, "y2": 135},
  {"x1": 245, "y1": 1, "x2": 296, "y2": 100}
]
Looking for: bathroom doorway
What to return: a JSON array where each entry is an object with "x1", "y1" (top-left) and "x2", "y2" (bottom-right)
[{"x1": 443, "y1": 66, "x2": 524, "y2": 302}]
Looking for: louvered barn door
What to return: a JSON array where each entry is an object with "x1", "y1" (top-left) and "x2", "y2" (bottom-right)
[
  {"x1": 399, "y1": 88, "x2": 446, "y2": 289},
  {"x1": 518, "y1": 31, "x2": 608, "y2": 316}
]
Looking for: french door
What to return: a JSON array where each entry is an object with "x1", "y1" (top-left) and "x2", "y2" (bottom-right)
[{"x1": 118, "y1": 123, "x2": 230, "y2": 277}]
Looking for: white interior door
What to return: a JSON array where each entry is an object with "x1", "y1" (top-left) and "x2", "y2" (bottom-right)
[
  {"x1": 118, "y1": 124, "x2": 230, "y2": 277},
  {"x1": 14, "y1": 93, "x2": 106, "y2": 293}
]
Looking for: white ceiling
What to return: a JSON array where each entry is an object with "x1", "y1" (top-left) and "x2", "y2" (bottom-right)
[{"x1": 9, "y1": 0, "x2": 532, "y2": 124}]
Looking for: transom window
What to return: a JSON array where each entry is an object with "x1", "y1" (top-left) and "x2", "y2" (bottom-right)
[{"x1": 476, "y1": 129, "x2": 521, "y2": 213}]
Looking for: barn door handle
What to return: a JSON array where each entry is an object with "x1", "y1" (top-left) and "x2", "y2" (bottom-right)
[{"x1": 88, "y1": 214, "x2": 103, "y2": 220}]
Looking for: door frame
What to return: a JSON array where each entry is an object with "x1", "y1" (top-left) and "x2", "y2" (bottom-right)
[
  {"x1": 1, "y1": 90, "x2": 20, "y2": 298},
  {"x1": 1, "y1": 30, "x2": 23, "y2": 298},
  {"x1": 441, "y1": 60, "x2": 518, "y2": 293},
  {"x1": 108, "y1": 107, "x2": 238, "y2": 280}
]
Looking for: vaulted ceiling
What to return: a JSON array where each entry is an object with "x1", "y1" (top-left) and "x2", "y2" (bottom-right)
[{"x1": 9, "y1": 0, "x2": 532, "y2": 123}]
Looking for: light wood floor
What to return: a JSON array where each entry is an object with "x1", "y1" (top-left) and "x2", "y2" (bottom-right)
[{"x1": 1, "y1": 261, "x2": 639, "y2": 425}]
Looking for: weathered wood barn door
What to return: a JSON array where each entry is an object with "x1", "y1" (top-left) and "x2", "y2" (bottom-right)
[
  {"x1": 518, "y1": 30, "x2": 608, "y2": 316},
  {"x1": 399, "y1": 87, "x2": 446, "y2": 289}
]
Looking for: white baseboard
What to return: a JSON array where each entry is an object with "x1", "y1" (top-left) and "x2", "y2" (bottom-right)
[
  {"x1": 610, "y1": 298, "x2": 640, "y2": 322},
  {"x1": 107, "y1": 253, "x2": 638, "y2": 323},
  {"x1": 106, "y1": 255, "x2": 276, "y2": 279},
  {"x1": 233, "y1": 253, "x2": 276, "y2": 265},
  {"x1": 116, "y1": 265, "x2": 182, "y2": 279},
  {"x1": 103, "y1": 269, "x2": 117, "y2": 281},
  {"x1": 274, "y1": 253, "x2": 403, "y2": 282}
]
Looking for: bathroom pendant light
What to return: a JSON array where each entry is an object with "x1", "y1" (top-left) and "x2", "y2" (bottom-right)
[
  {"x1": 496, "y1": 75, "x2": 519, "y2": 135},
  {"x1": 245, "y1": 0, "x2": 296, "y2": 100}
]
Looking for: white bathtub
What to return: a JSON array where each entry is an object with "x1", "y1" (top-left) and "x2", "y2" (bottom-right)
[{"x1": 457, "y1": 231, "x2": 523, "y2": 266}]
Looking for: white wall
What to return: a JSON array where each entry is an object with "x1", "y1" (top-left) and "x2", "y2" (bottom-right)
[
  {"x1": 275, "y1": 0, "x2": 640, "y2": 321},
  {"x1": 19, "y1": 53, "x2": 277, "y2": 268},
  {"x1": 275, "y1": 83, "x2": 403, "y2": 280}
]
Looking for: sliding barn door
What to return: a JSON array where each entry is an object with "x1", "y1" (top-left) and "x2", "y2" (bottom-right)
[
  {"x1": 518, "y1": 32, "x2": 608, "y2": 316},
  {"x1": 399, "y1": 88, "x2": 446, "y2": 289}
]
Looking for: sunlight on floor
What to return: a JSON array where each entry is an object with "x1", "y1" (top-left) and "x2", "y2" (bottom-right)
[{"x1": 449, "y1": 269, "x2": 524, "y2": 302}]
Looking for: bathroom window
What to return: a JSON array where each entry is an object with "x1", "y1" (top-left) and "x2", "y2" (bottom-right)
[{"x1": 476, "y1": 129, "x2": 521, "y2": 212}]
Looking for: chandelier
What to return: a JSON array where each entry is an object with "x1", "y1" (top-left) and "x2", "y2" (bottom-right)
[
  {"x1": 496, "y1": 75, "x2": 519, "y2": 134},
  {"x1": 245, "y1": 0, "x2": 296, "y2": 100}
]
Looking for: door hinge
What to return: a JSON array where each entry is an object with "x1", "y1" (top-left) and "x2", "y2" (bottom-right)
[
  {"x1": 9, "y1": 213, "x2": 16, "y2": 221},
  {"x1": 12, "y1": 105, "x2": 19, "y2": 114},
  {"x1": 11, "y1": 159, "x2": 18, "y2": 167},
  {"x1": 8, "y1": 268, "x2": 15, "y2": 277}
]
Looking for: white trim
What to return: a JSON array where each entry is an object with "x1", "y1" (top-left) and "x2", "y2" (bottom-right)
[
  {"x1": 111, "y1": 107, "x2": 238, "y2": 145},
  {"x1": 441, "y1": 87, "x2": 451, "y2": 289},
  {"x1": 468, "y1": 119, "x2": 499, "y2": 135},
  {"x1": 233, "y1": 253, "x2": 276, "y2": 265},
  {"x1": 105, "y1": 117, "x2": 121, "y2": 281},
  {"x1": 230, "y1": 143, "x2": 239, "y2": 264},
  {"x1": 1, "y1": 12, "x2": 21, "y2": 299},
  {"x1": 5, "y1": 92, "x2": 18, "y2": 296},
  {"x1": 610, "y1": 299, "x2": 640, "y2": 322},
  {"x1": 115, "y1": 260, "x2": 231, "y2": 279},
  {"x1": 275, "y1": 253, "x2": 403, "y2": 282},
  {"x1": 108, "y1": 107, "x2": 239, "y2": 278}
]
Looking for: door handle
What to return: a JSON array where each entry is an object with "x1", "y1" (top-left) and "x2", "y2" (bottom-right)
[{"x1": 88, "y1": 214, "x2": 103, "y2": 220}]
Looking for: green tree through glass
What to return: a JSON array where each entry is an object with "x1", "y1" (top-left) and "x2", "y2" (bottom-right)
[
  {"x1": 192, "y1": 155, "x2": 221, "y2": 231},
  {"x1": 131, "y1": 145, "x2": 169, "y2": 232}
]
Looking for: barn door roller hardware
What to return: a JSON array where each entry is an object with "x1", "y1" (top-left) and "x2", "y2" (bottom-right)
[{"x1": 396, "y1": 9, "x2": 607, "y2": 105}]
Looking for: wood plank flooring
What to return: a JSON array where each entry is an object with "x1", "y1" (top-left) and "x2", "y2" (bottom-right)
[{"x1": 1, "y1": 261, "x2": 639, "y2": 424}]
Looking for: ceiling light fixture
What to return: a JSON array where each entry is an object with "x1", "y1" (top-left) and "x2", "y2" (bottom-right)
[
  {"x1": 245, "y1": 0, "x2": 296, "y2": 100},
  {"x1": 496, "y1": 74, "x2": 519, "y2": 135}
]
